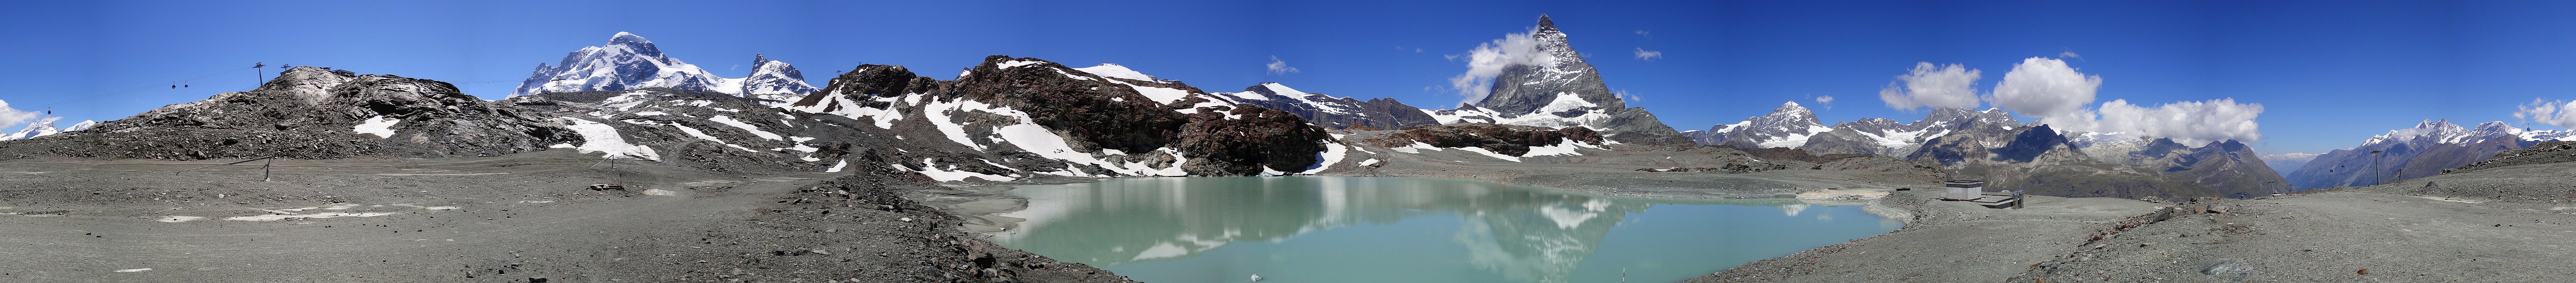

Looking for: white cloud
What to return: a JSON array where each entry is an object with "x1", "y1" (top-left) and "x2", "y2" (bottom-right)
[
  {"x1": 2514, "y1": 98, "x2": 2576, "y2": 129},
  {"x1": 2090, "y1": 98, "x2": 2265, "y2": 145},
  {"x1": 1447, "y1": 28, "x2": 1553, "y2": 104},
  {"x1": 1634, "y1": 30, "x2": 1651, "y2": 38},
  {"x1": 1266, "y1": 56, "x2": 1299, "y2": 75},
  {"x1": 0, "y1": 100, "x2": 41, "y2": 130},
  {"x1": 1815, "y1": 95, "x2": 1834, "y2": 104},
  {"x1": 1962, "y1": 58, "x2": 2263, "y2": 144},
  {"x1": 1632, "y1": 48, "x2": 1662, "y2": 61},
  {"x1": 1877, "y1": 62, "x2": 1983, "y2": 110},
  {"x1": 2058, "y1": 50, "x2": 2082, "y2": 60},
  {"x1": 1989, "y1": 57, "x2": 2101, "y2": 121}
]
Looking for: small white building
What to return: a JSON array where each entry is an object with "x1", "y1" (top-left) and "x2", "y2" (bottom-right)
[{"x1": 1942, "y1": 180, "x2": 1985, "y2": 200}]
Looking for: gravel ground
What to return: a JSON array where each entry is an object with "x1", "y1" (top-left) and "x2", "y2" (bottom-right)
[
  {"x1": 0, "y1": 150, "x2": 1132, "y2": 283},
  {"x1": 2004, "y1": 162, "x2": 2576, "y2": 283},
  {"x1": 1687, "y1": 190, "x2": 2164, "y2": 282},
  {"x1": 1679, "y1": 159, "x2": 2576, "y2": 283}
]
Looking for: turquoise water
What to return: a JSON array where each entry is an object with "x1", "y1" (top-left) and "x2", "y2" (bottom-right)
[{"x1": 990, "y1": 176, "x2": 1901, "y2": 283}]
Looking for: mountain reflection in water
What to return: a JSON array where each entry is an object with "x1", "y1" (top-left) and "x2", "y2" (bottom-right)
[{"x1": 991, "y1": 176, "x2": 1899, "y2": 283}]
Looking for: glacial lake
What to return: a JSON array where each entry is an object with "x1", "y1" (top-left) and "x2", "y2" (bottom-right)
[{"x1": 990, "y1": 176, "x2": 1902, "y2": 283}]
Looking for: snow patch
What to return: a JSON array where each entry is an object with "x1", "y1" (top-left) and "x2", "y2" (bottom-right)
[
  {"x1": 352, "y1": 116, "x2": 399, "y2": 139},
  {"x1": 1300, "y1": 141, "x2": 1350, "y2": 174},
  {"x1": 707, "y1": 115, "x2": 782, "y2": 140},
  {"x1": 903, "y1": 158, "x2": 1019, "y2": 182},
  {"x1": 555, "y1": 117, "x2": 660, "y2": 160},
  {"x1": 996, "y1": 60, "x2": 1045, "y2": 69}
]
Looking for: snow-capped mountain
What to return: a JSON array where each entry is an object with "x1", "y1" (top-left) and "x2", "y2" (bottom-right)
[
  {"x1": 1809, "y1": 108, "x2": 2021, "y2": 156},
  {"x1": 1686, "y1": 102, "x2": 1832, "y2": 149},
  {"x1": 1690, "y1": 105, "x2": 2020, "y2": 156},
  {"x1": 1, "y1": 117, "x2": 66, "y2": 141},
  {"x1": 2284, "y1": 119, "x2": 2575, "y2": 189},
  {"x1": 511, "y1": 32, "x2": 818, "y2": 100},
  {"x1": 1071, "y1": 63, "x2": 1181, "y2": 85},
  {"x1": 1212, "y1": 82, "x2": 1437, "y2": 130},
  {"x1": 1423, "y1": 15, "x2": 1691, "y2": 146},
  {"x1": 738, "y1": 54, "x2": 822, "y2": 102}
]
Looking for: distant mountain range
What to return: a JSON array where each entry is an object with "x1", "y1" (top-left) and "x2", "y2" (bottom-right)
[
  {"x1": 1685, "y1": 101, "x2": 2292, "y2": 199},
  {"x1": 0, "y1": 117, "x2": 93, "y2": 141},
  {"x1": 2283, "y1": 119, "x2": 2573, "y2": 189},
  {"x1": 511, "y1": 32, "x2": 819, "y2": 103}
]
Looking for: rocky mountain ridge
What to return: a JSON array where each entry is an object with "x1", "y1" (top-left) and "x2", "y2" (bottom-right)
[{"x1": 1213, "y1": 83, "x2": 1438, "y2": 130}]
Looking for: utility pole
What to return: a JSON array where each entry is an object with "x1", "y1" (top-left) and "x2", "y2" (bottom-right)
[
  {"x1": 2370, "y1": 150, "x2": 2384, "y2": 186},
  {"x1": 254, "y1": 62, "x2": 266, "y2": 84}
]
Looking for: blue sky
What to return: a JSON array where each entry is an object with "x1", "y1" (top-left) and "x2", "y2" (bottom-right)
[{"x1": 7, "y1": 0, "x2": 2576, "y2": 154}]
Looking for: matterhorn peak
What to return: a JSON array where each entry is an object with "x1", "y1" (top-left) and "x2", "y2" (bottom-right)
[{"x1": 1537, "y1": 14, "x2": 1558, "y2": 32}]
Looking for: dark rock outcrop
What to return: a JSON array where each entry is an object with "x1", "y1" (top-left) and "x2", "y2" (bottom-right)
[
  {"x1": 1368, "y1": 124, "x2": 1603, "y2": 157},
  {"x1": 888, "y1": 56, "x2": 1331, "y2": 175},
  {"x1": 792, "y1": 64, "x2": 932, "y2": 109}
]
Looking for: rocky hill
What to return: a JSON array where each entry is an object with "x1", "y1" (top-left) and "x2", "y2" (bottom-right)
[
  {"x1": 784, "y1": 56, "x2": 1335, "y2": 176},
  {"x1": 0, "y1": 67, "x2": 585, "y2": 160}
]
